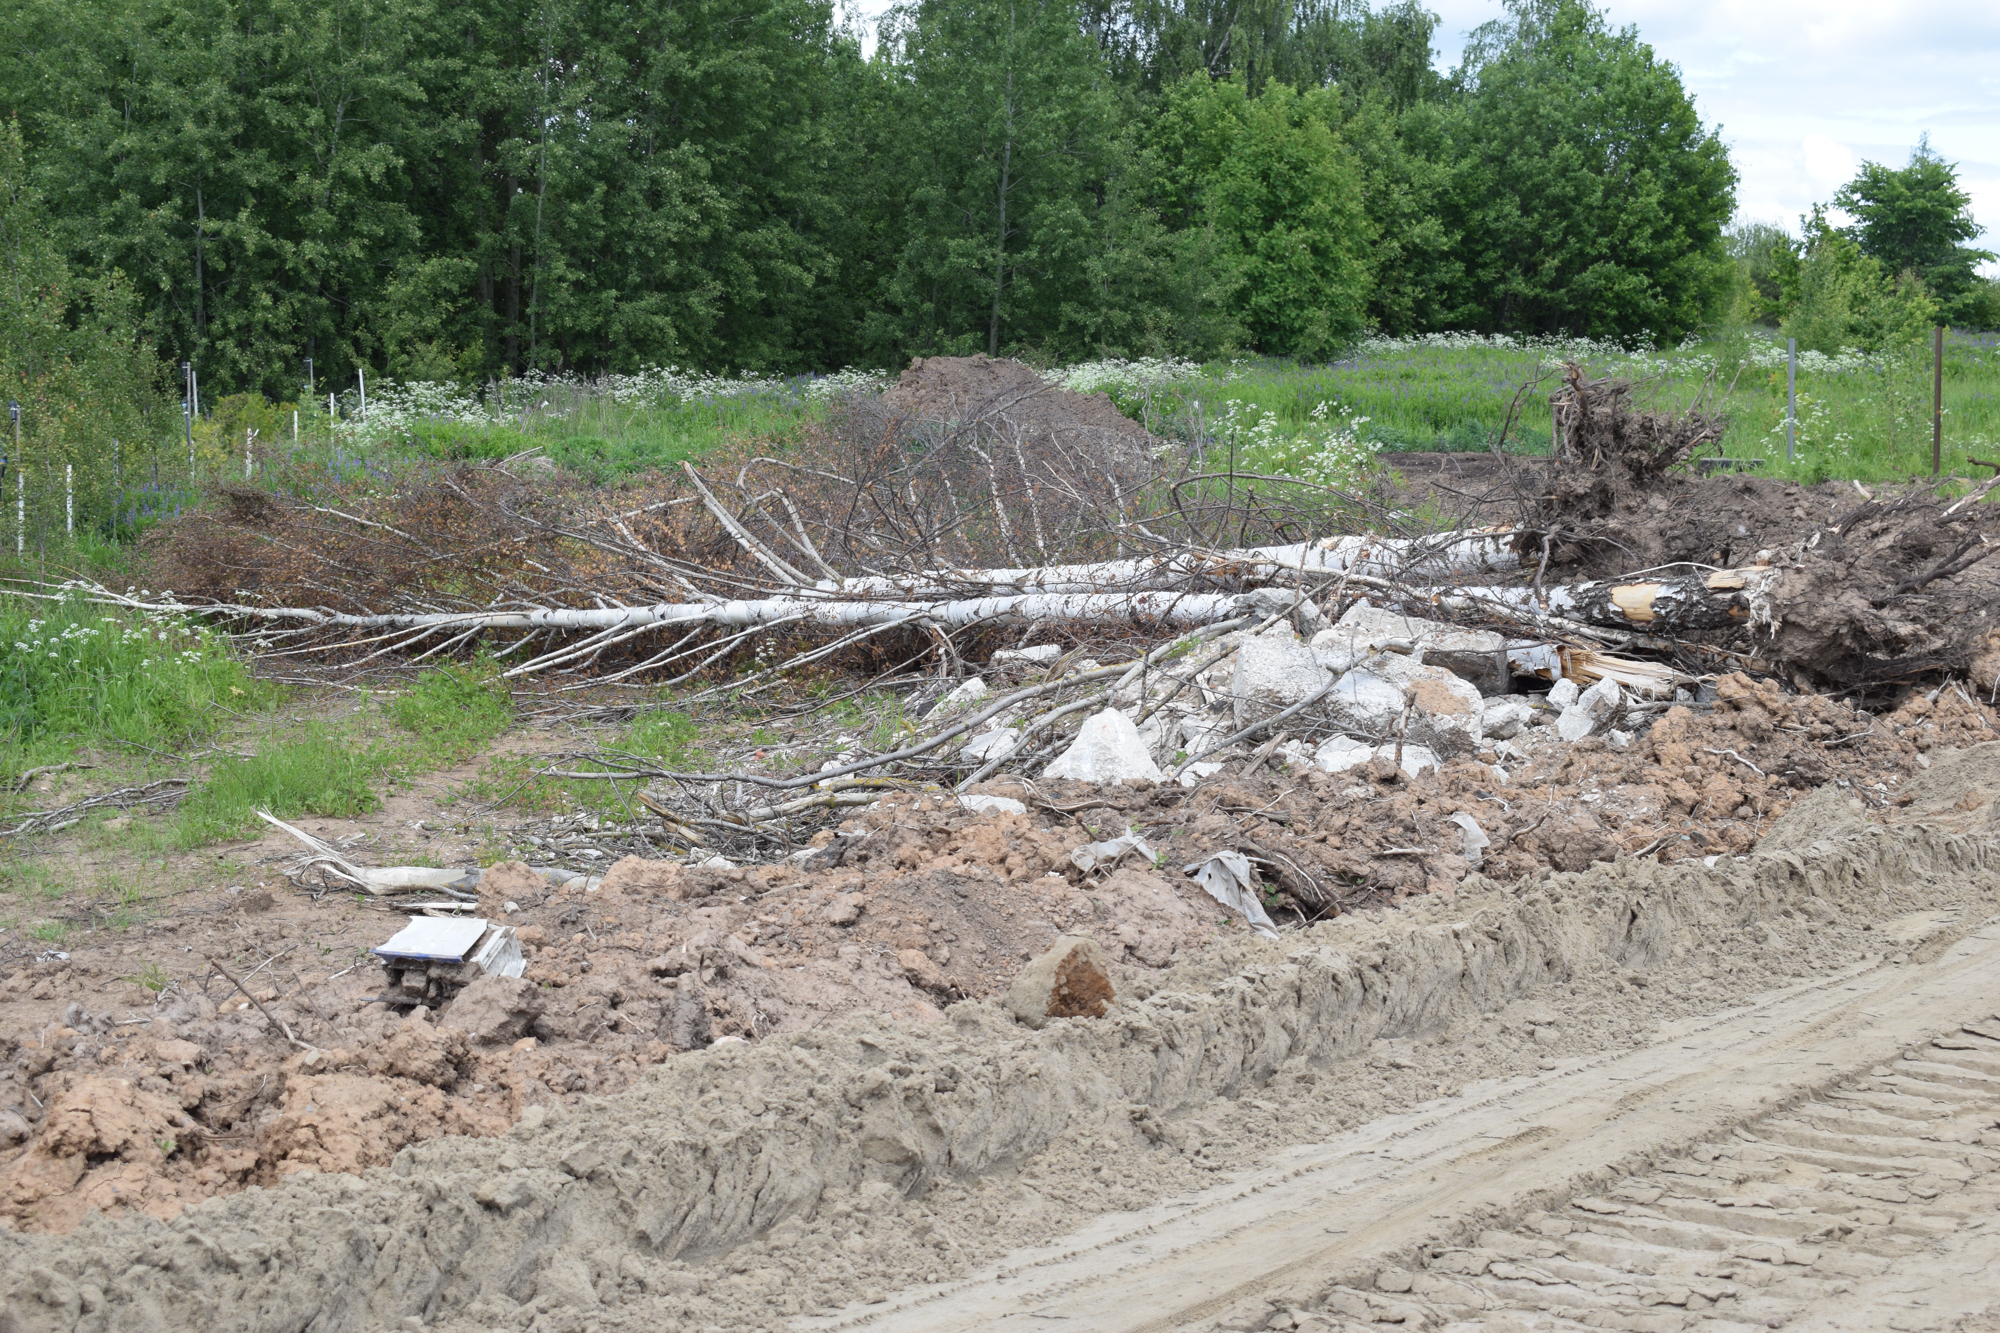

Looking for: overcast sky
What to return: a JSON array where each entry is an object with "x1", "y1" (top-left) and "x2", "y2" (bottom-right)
[{"x1": 841, "y1": 0, "x2": 2000, "y2": 269}]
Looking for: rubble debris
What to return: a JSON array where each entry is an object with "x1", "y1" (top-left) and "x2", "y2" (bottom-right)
[
  {"x1": 1004, "y1": 935, "x2": 1116, "y2": 1028},
  {"x1": 1556, "y1": 676, "x2": 1623, "y2": 742},
  {"x1": 1069, "y1": 828, "x2": 1158, "y2": 875},
  {"x1": 1184, "y1": 851, "x2": 1282, "y2": 939},
  {"x1": 370, "y1": 918, "x2": 524, "y2": 1008},
  {"x1": 1043, "y1": 709, "x2": 1165, "y2": 785}
]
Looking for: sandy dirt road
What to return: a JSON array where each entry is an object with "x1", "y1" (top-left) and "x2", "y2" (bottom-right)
[{"x1": 806, "y1": 907, "x2": 2000, "y2": 1333}]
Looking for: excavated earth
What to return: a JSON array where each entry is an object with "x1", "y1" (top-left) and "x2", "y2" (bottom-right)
[
  {"x1": 3, "y1": 740, "x2": 1999, "y2": 1333},
  {"x1": 4, "y1": 675, "x2": 1993, "y2": 1245}
]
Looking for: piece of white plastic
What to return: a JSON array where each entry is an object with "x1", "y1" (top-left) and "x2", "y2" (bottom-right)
[
  {"x1": 1070, "y1": 827, "x2": 1157, "y2": 874},
  {"x1": 1183, "y1": 851, "x2": 1280, "y2": 939}
]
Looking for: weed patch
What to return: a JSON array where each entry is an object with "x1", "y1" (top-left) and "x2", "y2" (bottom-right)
[
  {"x1": 386, "y1": 660, "x2": 513, "y2": 765},
  {"x1": 0, "y1": 592, "x2": 254, "y2": 780},
  {"x1": 171, "y1": 726, "x2": 380, "y2": 846}
]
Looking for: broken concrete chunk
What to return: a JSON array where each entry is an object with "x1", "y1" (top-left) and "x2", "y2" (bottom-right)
[
  {"x1": 1231, "y1": 628, "x2": 1332, "y2": 727},
  {"x1": 1314, "y1": 734, "x2": 1377, "y2": 773},
  {"x1": 1557, "y1": 677, "x2": 1623, "y2": 742},
  {"x1": 1316, "y1": 602, "x2": 1512, "y2": 689},
  {"x1": 1478, "y1": 697, "x2": 1535, "y2": 739},
  {"x1": 1391, "y1": 744, "x2": 1439, "y2": 777},
  {"x1": 1547, "y1": 678, "x2": 1582, "y2": 710},
  {"x1": 1326, "y1": 668, "x2": 1407, "y2": 733},
  {"x1": 957, "y1": 792, "x2": 1027, "y2": 816},
  {"x1": 934, "y1": 677, "x2": 989, "y2": 713},
  {"x1": 1042, "y1": 708, "x2": 1165, "y2": 785},
  {"x1": 1004, "y1": 935, "x2": 1115, "y2": 1028}
]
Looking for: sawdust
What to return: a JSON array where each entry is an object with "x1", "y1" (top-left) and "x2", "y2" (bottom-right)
[{"x1": 3, "y1": 742, "x2": 1996, "y2": 1333}]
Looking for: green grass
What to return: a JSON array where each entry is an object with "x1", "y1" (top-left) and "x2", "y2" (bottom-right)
[
  {"x1": 169, "y1": 723, "x2": 383, "y2": 845},
  {"x1": 163, "y1": 661, "x2": 517, "y2": 846},
  {"x1": 384, "y1": 658, "x2": 514, "y2": 766},
  {"x1": 472, "y1": 704, "x2": 701, "y2": 819},
  {"x1": 1139, "y1": 330, "x2": 2000, "y2": 486},
  {"x1": 0, "y1": 591, "x2": 257, "y2": 781}
]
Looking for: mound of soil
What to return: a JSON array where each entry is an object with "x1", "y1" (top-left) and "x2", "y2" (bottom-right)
[
  {"x1": 0, "y1": 795, "x2": 1242, "y2": 1233},
  {"x1": 10, "y1": 677, "x2": 1986, "y2": 1235},
  {"x1": 4, "y1": 743, "x2": 1997, "y2": 1332},
  {"x1": 884, "y1": 355, "x2": 1146, "y2": 440}
]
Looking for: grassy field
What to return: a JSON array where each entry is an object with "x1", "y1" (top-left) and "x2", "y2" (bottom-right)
[{"x1": 1124, "y1": 331, "x2": 2000, "y2": 485}]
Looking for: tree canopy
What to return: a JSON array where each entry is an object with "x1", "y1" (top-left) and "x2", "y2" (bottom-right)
[
  {"x1": 0, "y1": 0, "x2": 1751, "y2": 396},
  {"x1": 1834, "y1": 140, "x2": 1995, "y2": 326}
]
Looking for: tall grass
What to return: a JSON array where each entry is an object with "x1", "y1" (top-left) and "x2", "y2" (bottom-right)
[
  {"x1": 1068, "y1": 332, "x2": 2000, "y2": 485},
  {"x1": 0, "y1": 591, "x2": 252, "y2": 779}
]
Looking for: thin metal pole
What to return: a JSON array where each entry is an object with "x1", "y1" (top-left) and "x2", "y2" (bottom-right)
[
  {"x1": 183, "y1": 361, "x2": 194, "y2": 472},
  {"x1": 304, "y1": 356, "x2": 314, "y2": 396},
  {"x1": 1785, "y1": 337, "x2": 1796, "y2": 464},
  {"x1": 8, "y1": 403, "x2": 17, "y2": 559},
  {"x1": 358, "y1": 367, "x2": 367, "y2": 422},
  {"x1": 1933, "y1": 325, "x2": 1945, "y2": 477},
  {"x1": 65, "y1": 463, "x2": 72, "y2": 537},
  {"x1": 3, "y1": 403, "x2": 13, "y2": 558}
]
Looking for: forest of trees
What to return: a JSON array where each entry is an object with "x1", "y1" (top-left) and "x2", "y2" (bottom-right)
[{"x1": 0, "y1": 0, "x2": 1755, "y2": 398}]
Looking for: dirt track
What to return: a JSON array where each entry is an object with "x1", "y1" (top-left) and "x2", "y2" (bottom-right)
[{"x1": 4, "y1": 744, "x2": 1998, "y2": 1333}]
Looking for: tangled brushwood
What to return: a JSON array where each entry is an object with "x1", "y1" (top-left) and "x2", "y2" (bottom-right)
[{"x1": 16, "y1": 356, "x2": 2000, "y2": 866}]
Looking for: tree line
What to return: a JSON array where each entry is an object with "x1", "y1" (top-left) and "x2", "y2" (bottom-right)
[{"x1": 0, "y1": 0, "x2": 1756, "y2": 400}]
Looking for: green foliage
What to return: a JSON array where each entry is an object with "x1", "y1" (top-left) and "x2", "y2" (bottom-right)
[
  {"x1": 1782, "y1": 210, "x2": 1939, "y2": 355},
  {"x1": 876, "y1": 0, "x2": 1121, "y2": 357},
  {"x1": 1433, "y1": 0, "x2": 1736, "y2": 341},
  {"x1": 626, "y1": 709, "x2": 701, "y2": 766},
  {"x1": 387, "y1": 661, "x2": 514, "y2": 764},
  {"x1": 171, "y1": 725, "x2": 381, "y2": 846},
  {"x1": 0, "y1": 116, "x2": 171, "y2": 527},
  {"x1": 1834, "y1": 140, "x2": 1995, "y2": 325},
  {"x1": 0, "y1": 592, "x2": 251, "y2": 779},
  {"x1": 1724, "y1": 222, "x2": 1798, "y2": 327},
  {"x1": 1147, "y1": 79, "x2": 1371, "y2": 356}
]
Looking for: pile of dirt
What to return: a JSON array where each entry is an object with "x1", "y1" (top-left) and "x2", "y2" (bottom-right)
[
  {"x1": 3, "y1": 743, "x2": 1996, "y2": 1332},
  {"x1": 7, "y1": 675, "x2": 1989, "y2": 1236},
  {"x1": 0, "y1": 798, "x2": 1246, "y2": 1234},
  {"x1": 883, "y1": 354, "x2": 1146, "y2": 441}
]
